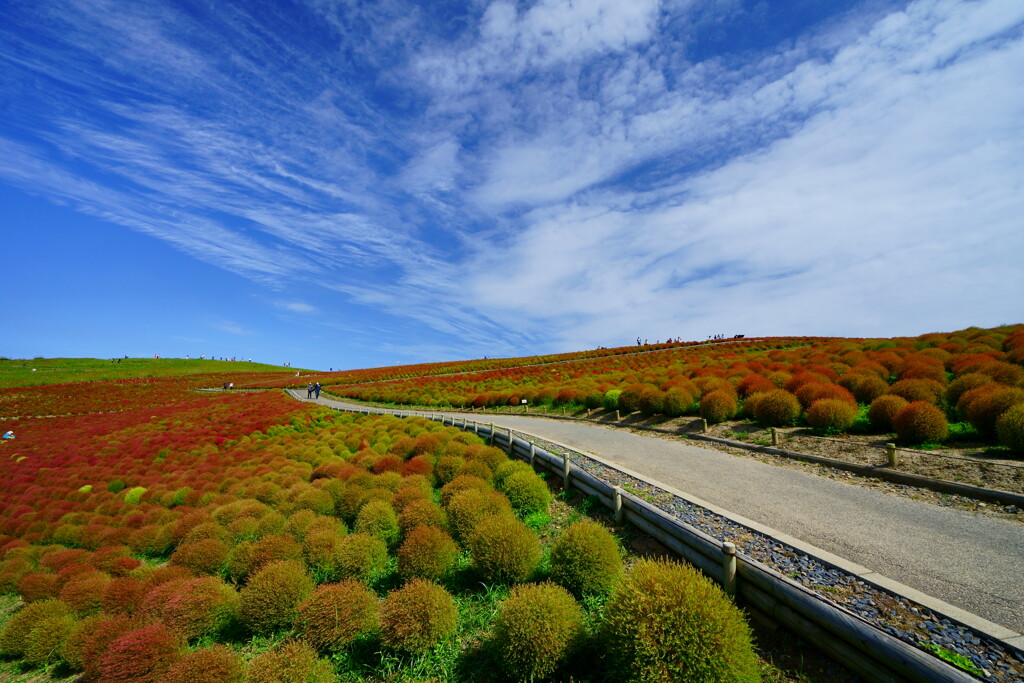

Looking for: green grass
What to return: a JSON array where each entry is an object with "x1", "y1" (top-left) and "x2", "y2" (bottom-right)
[
  {"x1": 0, "y1": 357, "x2": 306, "y2": 388},
  {"x1": 918, "y1": 642, "x2": 985, "y2": 676}
]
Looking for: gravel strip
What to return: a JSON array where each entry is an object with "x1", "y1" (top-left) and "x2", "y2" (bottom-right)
[{"x1": 514, "y1": 428, "x2": 1024, "y2": 683}]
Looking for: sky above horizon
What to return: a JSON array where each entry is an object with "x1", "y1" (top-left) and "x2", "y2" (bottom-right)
[{"x1": 1, "y1": 0, "x2": 1022, "y2": 371}]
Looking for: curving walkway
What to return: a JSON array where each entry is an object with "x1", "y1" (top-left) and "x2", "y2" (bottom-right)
[{"x1": 297, "y1": 393, "x2": 1024, "y2": 635}]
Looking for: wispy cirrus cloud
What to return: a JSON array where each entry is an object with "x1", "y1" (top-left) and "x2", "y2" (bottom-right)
[{"x1": 0, "y1": 0, "x2": 1021, "y2": 365}]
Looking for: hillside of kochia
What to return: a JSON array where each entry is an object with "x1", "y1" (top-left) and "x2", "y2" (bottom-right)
[
  {"x1": 0, "y1": 373, "x2": 772, "y2": 681},
  {"x1": 325, "y1": 326, "x2": 1024, "y2": 452}
]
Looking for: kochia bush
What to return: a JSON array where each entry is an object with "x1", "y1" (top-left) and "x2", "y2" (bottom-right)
[
  {"x1": 805, "y1": 399, "x2": 859, "y2": 432},
  {"x1": 868, "y1": 395, "x2": 909, "y2": 432},
  {"x1": 379, "y1": 579, "x2": 458, "y2": 654},
  {"x1": 996, "y1": 404, "x2": 1024, "y2": 453},
  {"x1": 397, "y1": 526, "x2": 459, "y2": 582},
  {"x1": 296, "y1": 580, "x2": 380, "y2": 651},
  {"x1": 549, "y1": 520, "x2": 622, "y2": 597},
  {"x1": 699, "y1": 390, "x2": 737, "y2": 424},
  {"x1": 98, "y1": 623, "x2": 182, "y2": 683},
  {"x1": 893, "y1": 401, "x2": 949, "y2": 444},
  {"x1": 602, "y1": 559, "x2": 760, "y2": 683},
  {"x1": 246, "y1": 640, "x2": 334, "y2": 683},
  {"x1": 751, "y1": 390, "x2": 801, "y2": 427},
  {"x1": 494, "y1": 582, "x2": 584, "y2": 681},
  {"x1": 468, "y1": 515, "x2": 541, "y2": 584},
  {"x1": 240, "y1": 560, "x2": 314, "y2": 636},
  {"x1": 163, "y1": 645, "x2": 245, "y2": 683}
]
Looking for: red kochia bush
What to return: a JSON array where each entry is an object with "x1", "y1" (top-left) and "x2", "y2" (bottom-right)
[
  {"x1": 18, "y1": 571, "x2": 59, "y2": 602},
  {"x1": 893, "y1": 401, "x2": 949, "y2": 444},
  {"x1": 737, "y1": 374, "x2": 776, "y2": 398},
  {"x1": 99, "y1": 623, "x2": 182, "y2": 683}
]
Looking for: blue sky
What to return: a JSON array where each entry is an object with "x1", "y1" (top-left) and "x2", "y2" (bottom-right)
[{"x1": 1, "y1": 0, "x2": 1022, "y2": 371}]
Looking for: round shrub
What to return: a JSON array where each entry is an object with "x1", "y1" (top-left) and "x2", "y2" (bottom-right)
[
  {"x1": 843, "y1": 374, "x2": 889, "y2": 404},
  {"x1": 699, "y1": 390, "x2": 737, "y2": 424},
  {"x1": 163, "y1": 645, "x2": 245, "y2": 683},
  {"x1": 440, "y1": 474, "x2": 491, "y2": 508},
  {"x1": 240, "y1": 560, "x2": 314, "y2": 636},
  {"x1": 398, "y1": 499, "x2": 447, "y2": 536},
  {"x1": 354, "y1": 500, "x2": 400, "y2": 547},
  {"x1": 99, "y1": 623, "x2": 182, "y2": 683},
  {"x1": 500, "y1": 470, "x2": 551, "y2": 516},
  {"x1": 603, "y1": 389, "x2": 622, "y2": 410},
  {"x1": 247, "y1": 640, "x2": 334, "y2": 683},
  {"x1": 0, "y1": 598, "x2": 74, "y2": 657},
  {"x1": 392, "y1": 484, "x2": 432, "y2": 512},
  {"x1": 663, "y1": 387, "x2": 697, "y2": 416},
  {"x1": 59, "y1": 570, "x2": 110, "y2": 614},
  {"x1": 447, "y1": 488, "x2": 514, "y2": 542},
  {"x1": 737, "y1": 374, "x2": 776, "y2": 399},
  {"x1": 868, "y1": 395, "x2": 909, "y2": 432},
  {"x1": 397, "y1": 526, "x2": 459, "y2": 582},
  {"x1": 965, "y1": 387, "x2": 1024, "y2": 434},
  {"x1": 468, "y1": 515, "x2": 541, "y2": 584},
  {"x1": 494, "y1": 582, "x2": 584, "y2": 681},
  {"x1": 549, "y1": 520, "x2": 622, "y2": 597},
  {"x1": 805, "y1": 399, "x2": 859, "y2": 432},
  {"x1": 296, "y1": 580, "x2": 379, "y2": 651},
  {"x1": 379, "y1": 579, "x2": 458, "y2": 654},
  {"x1": 335, "y1": 533, "x2": 390, "y2": 583},
  {"x1": 887, "y1": 379, "x2": 945, "y2": 405},
  {"x1": 638, "y1": 387, "x2": 666, "y2": 416},
  {"x1": 162, "y1": 576, "x2": 240, "y2": 641},
  {"x1": 101, "y1": 576, "x2": 148, "y2": 615},
  {"x1": 996, "y1": 404, "x2": 1024, "y2": 453},
  {"x1": 18, "y1": 571, "x2": 59, "y2": 602},
  {"x1": 494, "y1": 461, "x2": 534, "y2": 490},
  {"x1": 617, "y1": 384, "x2": 646, "y2": 413},
  {"x1": 233, "y1": 534, "x2": 304, "y2": 581},
  {"x1": 138, "y1": 577, "x2": 192, "y2": 622},
  {"x1": 945, "y1": 373, "x2": 993, "y2": 406},
  {"x1": 602, "y1": 558, "x2": 760, "y2": 683},
  {"x1": 751, "y1": 390, "x2": 800, "y2": 427},
  {"x1": 303, "y1": 528, "x2": 345, "y2": 579},
  {"x1": 67, "y1": 613, "x2": 134, "y2": 675},
  {"x1": 23, "y1": 613, "x2": 77, "y2": 668},
  {"x1": 893, "y1": 401, "x2": 949, "y2": 444},
  {"x1": 170, "y1": 538, "x2": 229, "y2": 575}
]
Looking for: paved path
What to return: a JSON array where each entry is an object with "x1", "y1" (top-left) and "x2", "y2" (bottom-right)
[{"x1": 300, "y1": 394, "x2": 1024, "y2": 634}]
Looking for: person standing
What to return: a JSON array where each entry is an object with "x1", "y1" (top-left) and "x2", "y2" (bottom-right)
[
  {"x1": 314, "y1": 382, "x2": 321, "y2": 399},
  {"x1": 307, "y1": 382, "x2": 314, "y2": 399}
]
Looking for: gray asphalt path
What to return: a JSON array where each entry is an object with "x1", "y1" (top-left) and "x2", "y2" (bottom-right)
[{"x1": 303, "y1": 395, "x2": 1024, "y2": 634}]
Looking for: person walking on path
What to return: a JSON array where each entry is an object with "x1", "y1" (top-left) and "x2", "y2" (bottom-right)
[
  {"x1": 307, "y1": 382, "x2": 314, "y2": 399},
  {"x1": 314, "y1": 382, "x2": 321, "y2": 399}
]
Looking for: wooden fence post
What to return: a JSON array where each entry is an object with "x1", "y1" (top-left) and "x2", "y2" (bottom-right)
[
  {"x1": 886, "y1": 443, "x2": 898, "y2": 467},
  {"x1": 562, "y1": 452, "x2": 570, "y2": 489},
  {"x1": 614, "y1": 486, "x2": 623, "y2": 524},
  {"x1": 722, "y1": 542, "x2": 737, "y2": 597},
  {"x1": 771, "y1": 427, "x2": 778, "y2": 446}
]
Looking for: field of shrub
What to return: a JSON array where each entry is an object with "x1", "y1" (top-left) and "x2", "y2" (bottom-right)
[
  {"x1": 324, "y1": 326, "x2": 1024, "y2": 453},
  {"x1": 0, "y1": 370, "x2": 776, "y2": 681}
]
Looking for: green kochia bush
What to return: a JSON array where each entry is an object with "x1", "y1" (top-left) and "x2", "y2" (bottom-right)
[
  {"x1": 247, "y1": 640, "x2": 334, "y2": 683},
  {"x1": 23, "y1": 613, "x2": 76, "y2": 668},
  {"x1": 996, "y1": 404, "x2": 1024, "y2": 453},
  {"x1": 750, "y1": 389, "x2": 801, "y2": 427},
  {"x1": 240, "y1": 560, "x2": 314, "y2": 636},
  {"x1": 163, "y1": 645, "x2": 245, "y2": 683},
  {"x1": 805, "y1": 398, "x2": 859, "y2": 432},
  {"x1": 379, "y1": 579, "x2": 458, "y2": 654},
  {"x1": 499, "y1": 470, "x2": 551, "y2": 516},
  {"x1": 335, "y1": 533, "x2": 390, "y2": 584},
  {"x1": 397, "y1": 526, "x2": 459, "y2": 582},
  {"x1": 700, "y1": 390, "x2": 737, "y2": 424},
  {"x1": 602, "y1": 558, "x2": 760, "y2": 683},
  {"x1": 296, "y1": 580, "x2": 380, "y2": 651},
  {"x1": 0, "y1": 598, "x2": 74, "y2": 657},
  {"x1": 468, "y1": 515, "x2": 541, "y2": 584},
  {"x1": 549, "y1": 520, "x2": 622, "y2": 596},
  {"x1": 494, "y1": 582, "x2": 585, "y2": 681},
  {"x1": 867, "y1": 394, "x2": 908, "y2": 432}
]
